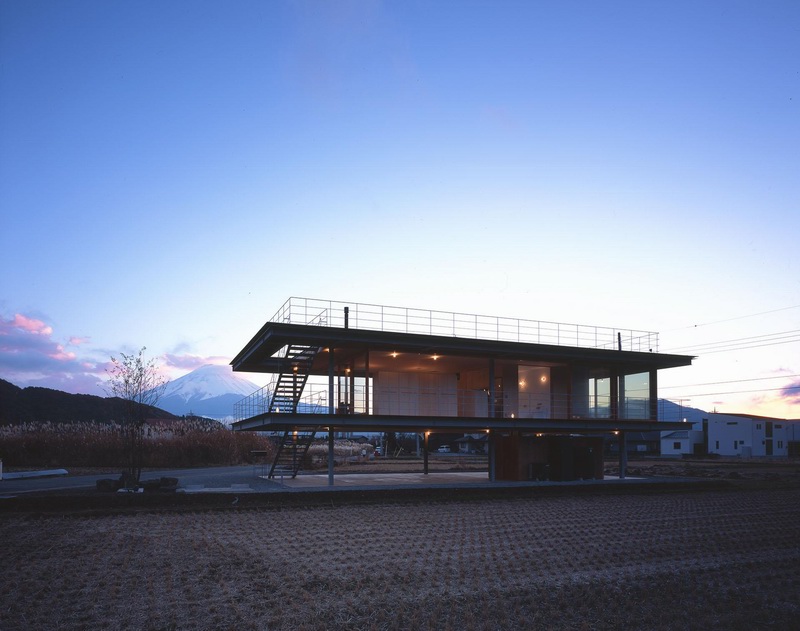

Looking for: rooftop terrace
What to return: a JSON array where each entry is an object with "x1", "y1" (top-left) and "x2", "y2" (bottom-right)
[{"x1": 268, "y1": 297, "x2": 659, "y2": 353}]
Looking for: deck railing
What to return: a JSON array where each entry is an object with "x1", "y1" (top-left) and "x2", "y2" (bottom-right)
[
  {"x1": 234, "y1": 383, "x2": 691, "y2": 423},
  {"x1": 269, "y1": 297, "x2": 659, "y2": 353}
]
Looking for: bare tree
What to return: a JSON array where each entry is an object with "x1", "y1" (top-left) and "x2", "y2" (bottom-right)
[{"x1": 106, "y1": 347, "x2": 167, "y2": 487}]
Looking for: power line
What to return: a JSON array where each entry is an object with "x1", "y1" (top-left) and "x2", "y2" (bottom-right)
[
  {"x1": 663, "y1": 304, "x2": 800, "y2": 333},
  {"x1": 665, "y1": 329, "x2": 800, "y2": 352},
  {"x1": 663, "y1": 384, "x2": 800, "y2": 398},
  {"x1": 659, "y1": 374, "x2": 800, "y2": 390},
  {"x1": 663, "y1": 329, "x2": 800, "y2": 354},
  {"x1": 698, "y1": 338, "x2": 800, "y2": 355}
]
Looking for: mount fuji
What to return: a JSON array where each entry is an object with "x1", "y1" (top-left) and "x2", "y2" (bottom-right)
[{"x1": 157, "y1": 364, "x2": 260, "y2": 420}]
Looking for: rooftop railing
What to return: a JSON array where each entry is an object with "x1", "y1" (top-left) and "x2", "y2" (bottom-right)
[{"x1": 269, "y1": 297, "x2": 659, "y2": 353}]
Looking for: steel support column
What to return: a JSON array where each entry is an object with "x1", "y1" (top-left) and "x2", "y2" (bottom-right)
[
  {"x1": 488, "y1": 430, "x2": 496, "y2": 482},
  {"x1": 610, "y1": 369, "x2": 619, "y2": 420},
  {"x1": 349, "y1": 364, "x2": 355, "y2": 418},
  {"x1": 328, "y1": 348, "x2": 335, "y2": 486},
  {"x1": 488, "y1": 358, "x2": 496, "y2": 418},
  {"x1": 618, "y1": 432, "x2": 627, "y2": 479},
  {"x1": 649, "y1": 369, "x2": 658, "y2": 420},
  {"x1": 364, "y1": 350, "x2": 370, "y2": 415},
  {"x1": 328, "y1": 348, "x2": 335, "y2": 415},
  {"x1": 423, "y1": 432, "x2": 429, "y2": 474},
  {"x1": 327, "y1": 428, "x2": 334, "y2": 486}
]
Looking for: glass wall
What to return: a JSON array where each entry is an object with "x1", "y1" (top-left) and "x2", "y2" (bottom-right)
[
  {"x1": 621, "y1": 371, "x2": 650, "y2": 419},
  {"x1": 588, "y1": 369, "x2": 611, "y2": 418},
  {"x1": 517, "y1": 366, "x2": 551, "y2": 418}
]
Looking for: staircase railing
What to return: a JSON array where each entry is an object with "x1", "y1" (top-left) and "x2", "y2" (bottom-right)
[
  {"x1": 233, "y1": 375, "x2": 278, "y2": 421},
  {"x1": 267, "y1": 429, "x2": 318, "y2": 479}
]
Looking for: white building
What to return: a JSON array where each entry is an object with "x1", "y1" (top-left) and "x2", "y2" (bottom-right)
[
  {"x1": 661, "y1": 425, "x2": 704, "y2": 456},
  {"x1": 707, "y1": 413, "x2": 795, "y2": 457}
]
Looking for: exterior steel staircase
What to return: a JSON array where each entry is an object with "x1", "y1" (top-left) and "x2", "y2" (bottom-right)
[
  {"x1": 269, "y1": 344, "x2": 319, "y2": 413},
  {"x1": 268, "y1": 430, "x2": 317, "y2": 478},
  {"x1": 266, "y1": 344, "x2": 321, "y2": 478}
]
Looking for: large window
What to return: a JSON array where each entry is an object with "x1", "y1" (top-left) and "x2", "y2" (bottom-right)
[
  {"x1": 517, "y1": 366, "x2": 550, "y2": 418},
  {"x1": 621, "y1": 372, "x2": 650, "y2": 419},
  {"x1": 588, "y1": 369, "x2": 610, "y2": 418}
]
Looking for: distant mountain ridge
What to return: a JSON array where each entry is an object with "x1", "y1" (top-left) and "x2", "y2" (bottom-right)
[
  {"x1": 0, "y1": 378, "x2": 176, "y2": 424},
  {"x1": 156, "y1": 364, "x2": 260, "y2": 419},
  {"x1": 1, "y1": 369, "x2": 710, "y2": 425},
  {"x1": 657, "y1": 399, "x2": 708, "y2": 424}
]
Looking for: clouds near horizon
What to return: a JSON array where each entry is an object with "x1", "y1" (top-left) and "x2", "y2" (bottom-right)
[
  {"x1": 163, "y1": 353, "x2": 231, "y2": 371},
  {"x1": 0, "y1": 313, "x2": 105, "y2": 393},
  {"x1": 0, "y1": 312, "x2": 232, "y2": 395},
  {"x1": 780, "y1": 380, "x2": 800, "y2": 406}
]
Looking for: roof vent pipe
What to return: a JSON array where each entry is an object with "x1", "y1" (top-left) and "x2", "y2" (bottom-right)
[
  {"x1": 617, "y1": 332, "x2": 622, "y2": 351},
  {"x1": 344, "y1": 306, "x2": 349, "y2": 329}
]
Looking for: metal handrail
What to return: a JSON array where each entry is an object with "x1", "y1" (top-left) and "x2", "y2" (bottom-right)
[
  {"x1": 268, "y1": 297, "x2": 659, "y2": 352},
  {"x1": 234, "y1": 383, "x2": 693, "y2": 423}
]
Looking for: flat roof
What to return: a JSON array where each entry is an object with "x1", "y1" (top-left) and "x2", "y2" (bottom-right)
[
  {"x1": 231, "y1": 411, "x2": 687, "y2": 434},
  {"x1": 231, "y1": 322, "x2": 693, "y2": 375}
]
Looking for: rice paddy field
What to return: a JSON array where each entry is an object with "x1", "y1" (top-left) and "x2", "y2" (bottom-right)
[{"x1": 2, "y1": 478, "x2": 799, "y2": 631}]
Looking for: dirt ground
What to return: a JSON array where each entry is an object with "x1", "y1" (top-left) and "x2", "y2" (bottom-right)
[
  {"x1": 2, "y1": 462, "x2": 799, "y2": 630},
  {"x1": 305, "y1": 452, "x2": 800, "y2": 481}
]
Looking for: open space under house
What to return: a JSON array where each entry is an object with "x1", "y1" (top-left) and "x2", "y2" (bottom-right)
[{"x1": 231, "y1": 298, "x2": 694, "y2": 484}]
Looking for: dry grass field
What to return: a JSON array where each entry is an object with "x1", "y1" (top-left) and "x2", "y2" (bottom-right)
[{"x1": 2, "y1": 480, "x2": 800, "y2": 631}]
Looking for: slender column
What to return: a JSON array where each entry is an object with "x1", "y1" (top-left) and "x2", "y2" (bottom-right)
[
  {"x1": 618, "y1": 432, "x2": 627, "y2": 479},
  {"x1": 328, "y1": 348, "x2": 335, "y2": 414},
  {"x1": 349, "y1": 365, "x2": 355, "y2": 417},
  {"x1": 649, "y1": 369, "x2": 658, "y2": 420},
  {"x1": 423, "y1": 432, "x2": 429, "y2": 474},
  {"x1": 610, "y1": 370, "x2": 619, "y2": 420},
  {"x1": 364, "y1": 350, "x2": 370, "y2": 415},
  {"x1": 488, "y1": 431, "x2": 496, "y2": 481},
  {"x1": 337, "y1": 367, "x2": 342, "y2": 416},
  {"x1": 328, "y1": 428, "x2": 335, "y2": 486},
  {"x1": 488, "y1": 359, "x2": 496, "y2": 418},
  {"x1": 328, "y1": 348, "x2": 335, "y2": 485}
]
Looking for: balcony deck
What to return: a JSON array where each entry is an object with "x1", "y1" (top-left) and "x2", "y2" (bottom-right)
[{"x1": 231, "y1": 411, "x2": 687, "y2": 434}]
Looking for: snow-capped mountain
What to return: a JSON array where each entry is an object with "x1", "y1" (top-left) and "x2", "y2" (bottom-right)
[{"x1": 157, "y1": 364, "x2": 260, "y2": 419}]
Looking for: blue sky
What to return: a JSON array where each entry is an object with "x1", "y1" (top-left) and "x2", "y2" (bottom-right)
[{"x1": 1, "y1": 1, "x2": 798, "y2": 417}]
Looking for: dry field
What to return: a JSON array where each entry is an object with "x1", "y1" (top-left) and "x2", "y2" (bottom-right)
[{"x1": 2, "y1": 483, "x2": 800, "y2": 631}]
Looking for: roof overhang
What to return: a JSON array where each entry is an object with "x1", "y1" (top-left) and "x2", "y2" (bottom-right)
[
  {"x1": 231, "y1": 322, "x2": 693, "y2": 375},
  {"x1": 232, "y1": 412, "x2": 686, "y2": 434}
]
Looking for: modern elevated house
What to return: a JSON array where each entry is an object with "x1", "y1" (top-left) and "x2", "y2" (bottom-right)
[{"x1": 231, "y1": 298, "x2": 693, "y2": 484}]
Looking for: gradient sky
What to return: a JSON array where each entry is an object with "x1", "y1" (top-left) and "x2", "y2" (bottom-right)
[{"x1": 1, "y1": 1, "x2": 798, "y2": 417}]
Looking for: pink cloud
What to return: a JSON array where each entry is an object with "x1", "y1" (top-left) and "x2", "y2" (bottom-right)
[
  {"x1": 69, "y1": 336, "x2": 91, "y2": 346},
  {"x1": 10, "y1": 314, "x2": 53, "y2": 336},
  {"x1": 49, "y1": 345, "x2": 77, "y2": 361},
  {"x1": 0, "y1": 313, "x2": 105, "y2": 395},
  {"x1": 163, "y1": 353, "x2": 231, "y2": 371}
]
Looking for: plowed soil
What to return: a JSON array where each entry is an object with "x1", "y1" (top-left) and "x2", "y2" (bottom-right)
[{"x1": 2, "y1": 477, "x2": 799, "y2": 630}]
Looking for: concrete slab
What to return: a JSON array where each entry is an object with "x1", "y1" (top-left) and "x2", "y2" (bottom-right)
[
  {"x1": 260, "y1": 471, "x2": 644, "y2": 491},
  {"x1": 2, "y1": 469, "x2": 69, "y2": 480},
  {"x1": 179, "y1": 483, "x2": 256, "y2": 494}
]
